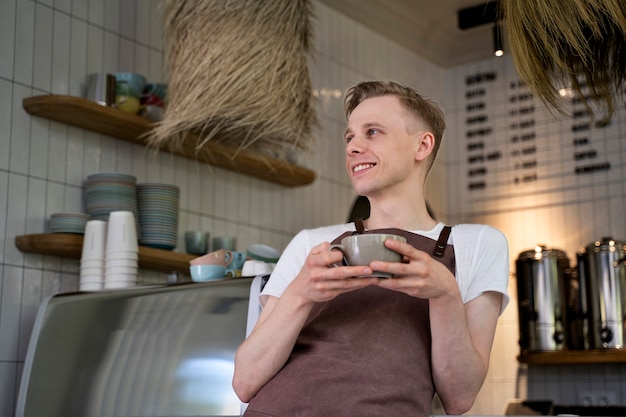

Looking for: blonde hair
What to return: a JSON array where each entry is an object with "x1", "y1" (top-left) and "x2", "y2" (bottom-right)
[
  {"x1": 344, "y1": 81, "x2": 446, "y2": 166},
  {"x1": 502, "y1": 0, "x2": 626, "y2": 122}
]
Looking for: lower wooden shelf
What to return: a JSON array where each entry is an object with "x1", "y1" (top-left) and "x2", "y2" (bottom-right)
[
  {"x1": 15, "y1": 233, "x2": 194, "y2": 275},
  {"x1": 518, "y1": 349, "x2": 626, "y2": 365}
]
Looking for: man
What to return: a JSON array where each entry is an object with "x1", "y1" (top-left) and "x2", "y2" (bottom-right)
[{"x1": 233, "y1": 81, "x2": 509, "y2": 416}]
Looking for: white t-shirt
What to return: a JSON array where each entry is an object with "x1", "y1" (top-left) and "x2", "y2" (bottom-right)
[{"x1": 261, "y1": 222, "x2": 510, "y2": 313}]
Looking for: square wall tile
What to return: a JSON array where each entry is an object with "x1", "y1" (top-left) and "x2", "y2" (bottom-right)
[
  {"x1": 33, "y1": 4, "x2": 53, "y2": 92},
  {"x1": 69, "y1": 18, "x2": 88, "y2": 98},
  {"x1": 12, "y1": 0, "x2": 35, "y2": 86},
  {"x1": 0, "y1": 80, "x2": 13, "y2": 171},
  {"x1": 51, "y1": 11, "x2": 71, "y2": 95},
  {"x1": 0, "y1": 0, "x2": 16, "y2": 80},
  {"x1": 0, "y1": 266, "x2": 24, "y2": 361},
  {"x1": 0, "y1": 361, "x2": 18, "y2": 417},
  {"x1": 4, "y1": 174, "x2": 28, "y2": 265}
]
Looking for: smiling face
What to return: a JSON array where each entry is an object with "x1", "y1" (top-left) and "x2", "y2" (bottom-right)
[{"x1": 344, "y1": 95, "x2": 430, "y2": 199}]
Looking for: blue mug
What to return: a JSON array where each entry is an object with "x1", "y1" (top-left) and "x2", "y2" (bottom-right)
[
  {"x1": 229, "y1": 251, "x2": 247, "y2": 271},
  {"x1": 190, "y1": 264, "x2": 235, "y2": 282}
]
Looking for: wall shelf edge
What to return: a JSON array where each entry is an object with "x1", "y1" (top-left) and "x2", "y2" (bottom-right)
[
  {"x1": 22, "y1": 95, "x2": 316, "y2": 187},
  {"x1": 15, "y1": 233, "x2": 194, "y2": 275},
  {"x1": 518, "y1": 349, "x2": 626, "y2": 365}
]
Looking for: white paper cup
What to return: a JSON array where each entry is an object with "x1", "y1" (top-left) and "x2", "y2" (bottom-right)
[
  {"x1": 105, "y1": 272, "x2": 137, "y2": 282},
  {"x1": 106, "y1": 266, "x2": 137, "y2": 276},
  {"x1": 80, "y1": 259, "x2": 105, "y2": 268},
  {"x1": 80, "y1": 266, "x2": 105, "y2": 275},
  {"x1": 79, "y1": 274, "x2": 104, "y2": 284},
  {"x1": 105, "y1": 258, "x2": 138, "y2": 268},
  {"x1": 80, "y1": 282, "x2": 104, "y2": 291},
  {"x1": 81, "y1": 220, "x2": 107, "y2": 261},
  {"x1": 104, "y1": 280, "x2": 136, "y2": 289},
  {"x1": 104, "y1": 250, "x2": 139, "y2": 260},
  {"x1": 106, "y1": 211, "x2": 138, "y2": 253}
]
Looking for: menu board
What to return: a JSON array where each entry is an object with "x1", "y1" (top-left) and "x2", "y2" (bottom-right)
[{"x1": 455, "y1": 61, "x2": 623, "y2": 210}]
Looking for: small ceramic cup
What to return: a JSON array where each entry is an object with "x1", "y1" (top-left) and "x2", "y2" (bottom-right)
[
  {"x1": 185, "y1": 231, "x2": 210, "y2": 255},
  {"x1": 241, "y1": 260, "x2": 273, "y2": 276},
  {"x1": 230, "y1": 251, "x2": 247, "y2": 271},
  {"x1": 190, "y1": 264, "x2": 236, "y2": 282},
  {"x1": 329, "y1": 233, "x2": 406, "y2": 278},
  {"x1": 190, "y1": 249, "x2": 232, "y2": 266}
]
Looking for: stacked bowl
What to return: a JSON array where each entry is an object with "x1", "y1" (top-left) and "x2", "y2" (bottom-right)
[
  {"x1": 84, "y1": 173, "x2": 138, "y2": 227},
  {"x1": 104, "y1": 211, "x2": 138, "y2": 289},
  {"x1": 136, "y1": 183, "x2": 180, "y2": 250},
  {"x1": 49, "y1": 212, "x2": 91, "y2": 234}
]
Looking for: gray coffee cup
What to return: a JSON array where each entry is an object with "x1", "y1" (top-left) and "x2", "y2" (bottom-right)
[{"x1": 329, "y1": 233, "x2": 406, "y2": 277}]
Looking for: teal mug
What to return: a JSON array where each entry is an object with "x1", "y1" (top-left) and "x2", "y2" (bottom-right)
[
  {"x1": 229, "y1": 251, "x2": 247, "y2": 271},
  {"x1": 190, "y1": 264, "x2": 235, "y2": 282}
]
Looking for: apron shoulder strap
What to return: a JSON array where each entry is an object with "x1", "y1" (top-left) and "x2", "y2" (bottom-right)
[
  {"x1": 354, "y1": 218, "x2": 366, "y2": 234},
  {"x1": 433, "y1": 225, "x2": 452, "y2": 258}
]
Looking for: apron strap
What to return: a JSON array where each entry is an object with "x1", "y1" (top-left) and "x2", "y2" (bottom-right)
[
  {"x1": 433, "y1": 226, "x2": 452, "y2": 258},
  {"x1": 354, "y1": 218, "x2": 366, "y2": 234},
  {"x1": 354, "y1": 219, "x2": 451, "y2": 258}
]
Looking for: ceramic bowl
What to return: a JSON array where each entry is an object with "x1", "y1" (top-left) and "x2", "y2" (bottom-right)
[
  {"x1": 190, "y1": 264, "x2": 235, "y2": 282},
  {"x1": 247, "y1": 244, "x2": 281, "y2": 263}
]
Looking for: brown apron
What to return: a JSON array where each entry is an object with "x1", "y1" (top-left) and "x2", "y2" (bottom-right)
[{"x1": 245, "y1": 220, "x2": 455, "y2": 417}]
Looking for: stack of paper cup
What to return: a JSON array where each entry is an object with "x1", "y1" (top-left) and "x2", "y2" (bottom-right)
[
  {"x1": 80, "y1": 220, "x2": 107, "y2": 291},
  {"x1": 104, "y1": 210, "x2": 138, "y2": 289}
]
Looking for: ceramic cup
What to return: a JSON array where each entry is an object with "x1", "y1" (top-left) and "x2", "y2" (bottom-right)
[
  {"x1": 142, "y1": 82, "x2": 167, "y2": 101},
  {"x1": 115, "y1": 81, "x2": 141, "y2": 114},
  {"x1": 247, "y1": 244, "x2": 281, "y2": 263},
  {"x1": 229, "y1": 251, "x2": 247, "y2": 271},
  {"x1": 329, "y1": 233, "x2": 406, "y2": 278},
  {"x1": 185, "y1": 231, "x2": 210, "y2": 255},
  {"x1": 190, "y1": 249, "x2": 232, "y2": 266},
  {"x1": 212, "y1": 236, "x2": 236, "y2": 251},
  {"x1": 190, "y1": 264, "x2": 236, "y2": 282},
  {"x1": 241, "y1": 260, "x2": 273, "y2": 277},
  {"x1": 114, "y1": 72, "x2": 146, "y2": 97}
]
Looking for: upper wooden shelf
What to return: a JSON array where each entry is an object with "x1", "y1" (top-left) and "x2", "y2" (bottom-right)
[
  {"x1": 15, "y1": 233, "x2": 194, "y2": 275},
  {"x1": 518, "y1": 349, "x2": 626, "y2": 365},
  {"x1": 22, "y1": 95, "x2": 316, "y2": 187}
]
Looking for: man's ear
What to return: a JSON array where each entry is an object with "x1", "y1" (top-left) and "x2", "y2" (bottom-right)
[{"x1": 415, "y1": 132, "x2": 435, "y2": 162}]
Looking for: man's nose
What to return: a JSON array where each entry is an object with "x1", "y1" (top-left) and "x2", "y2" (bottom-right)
[{"x1": 346, "y1": 137, "x2": 363, "y2": 155}]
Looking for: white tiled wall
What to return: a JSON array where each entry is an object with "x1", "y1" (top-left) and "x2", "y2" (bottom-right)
[{"x1": 2, "y1": 1, "x2": 624, "y2": 416}]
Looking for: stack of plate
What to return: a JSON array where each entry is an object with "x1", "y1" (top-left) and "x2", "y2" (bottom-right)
[
  {"x1": 84, "y1": 173, "x2": 138, "y2": 224},
  {"x1": 136, "y1": 183, "x2": 180, "y2": 250},
  {"x1": 48, "y1": 212, "x2": 91, "y2": 234}
]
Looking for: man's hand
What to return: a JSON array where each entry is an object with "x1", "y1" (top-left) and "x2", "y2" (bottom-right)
[
  {"x1": 368, "y1": 238, "x2": 459, "y2": 300},
  {"x1": 285, "y1": 242, "x2": 379, "y2": 304}
]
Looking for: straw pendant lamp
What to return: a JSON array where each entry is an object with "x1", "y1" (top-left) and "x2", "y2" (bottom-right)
[
  {"x1": 501, "y1": 0, "x2": 626, "y2": 123},
  {"x1": 149, "y1": 0, "x2": 317, "y2": 162}
]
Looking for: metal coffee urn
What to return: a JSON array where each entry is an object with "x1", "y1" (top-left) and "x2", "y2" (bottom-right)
[
  {"x1": 516, "y1": 245, "x2": 570, "y2": 351},
  {"x1": 577, "y1": 237, "x2": 626, "y2": 349}
]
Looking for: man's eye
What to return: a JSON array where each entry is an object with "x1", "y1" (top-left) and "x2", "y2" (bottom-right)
[
  {"x1": 345, "y1": 136, "x2": 353, "y2": 143},
  {"x1": 367, "y1": 128, "x2": 379, "y2": 136}
]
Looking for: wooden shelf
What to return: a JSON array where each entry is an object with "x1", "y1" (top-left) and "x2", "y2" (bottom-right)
[
  {"x1": 518, "y1": 349, "x2": 626, "y2": 365},
  {"x1": 15, "y1": 233, "x2": 194, "y2": 275},
  {"x1": 22, "y1": 95, "x2": 316, "y2": 187}
]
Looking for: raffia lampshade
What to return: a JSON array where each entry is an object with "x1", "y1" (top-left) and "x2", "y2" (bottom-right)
[{"x1": 149, "y1": 0, "x2": 317, "y2": 161}]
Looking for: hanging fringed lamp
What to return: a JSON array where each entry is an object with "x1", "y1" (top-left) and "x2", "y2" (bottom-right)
[
  {"x1": 502, "y1": 0, "x2": 626, "y2": 123},
  {"x1": 149, "y1": 0, "x2": 317, "y2": 163}
]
